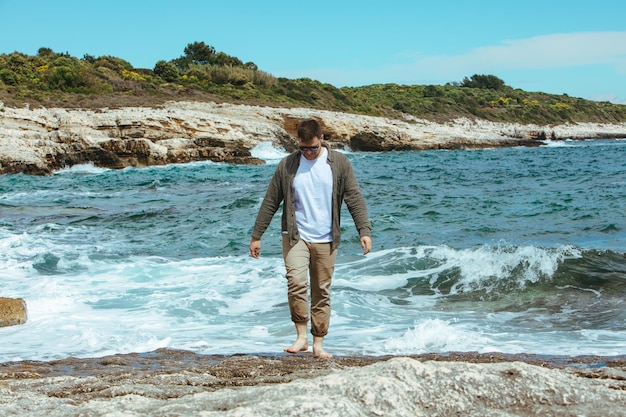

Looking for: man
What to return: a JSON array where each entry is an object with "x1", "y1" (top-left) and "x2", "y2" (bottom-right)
[{"x1": 250, "y1": 118, "x2": 372, "y2": 359}]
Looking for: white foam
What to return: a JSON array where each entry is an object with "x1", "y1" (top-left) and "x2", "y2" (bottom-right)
[
  {"x1": 54, "y1": 162, "x2": 110, "y2": 175},
  {"x1": 381, "y1": 319, "x2": 493, "y2": 354},
  {"x1": 540, "y1": 139, "x2": 576, "y2": 147},
  {"x1": 250, "y1": 142, "x2": 288, "y2": 161},
  {"x1": 425, "y1": 244, "x2": 581, "y2": 293},
  {"x1": 1, "y1": 238, "x2": 623, "y2": 361}
]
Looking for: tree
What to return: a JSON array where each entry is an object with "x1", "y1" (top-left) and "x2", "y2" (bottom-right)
[
  {"x1": 461, "y1": 74, "x2": 506, "y2": 90},
  {"x1": 183, "y1": 41, "x2": 215, "y2": 65},
  {"x1": 210, "y1": 51, "x2": 243, "y2": 67},
  {"x1": 37, "y1": 47, "x2": 54, "y2": 57},
  {"x1": 82, "y1": 54, "x2": 97, "y2": 64}
]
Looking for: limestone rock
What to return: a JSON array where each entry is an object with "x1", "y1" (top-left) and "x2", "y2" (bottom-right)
[
  {"x1": 1, "y1": 357, "x2": 625, "y2": 416},
  {"x1": 1, "y1": 100, "x2": 626, "y2": 175},
  {"x1": 0, "y1": 297, "x2": 28, "y2": 327}
]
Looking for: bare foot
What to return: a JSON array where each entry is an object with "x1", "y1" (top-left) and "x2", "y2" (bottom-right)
[
  {"x1": 313, "y1": 347, "x2": 333, "y2": 359},
  {"x1": 284, "y1": 338, "x2": 308, "y2": 354}
]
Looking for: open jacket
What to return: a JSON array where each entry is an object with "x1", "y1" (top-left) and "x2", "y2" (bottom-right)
[{"x1": 251, "y1": 146, "x2": 371, "y2": 251}]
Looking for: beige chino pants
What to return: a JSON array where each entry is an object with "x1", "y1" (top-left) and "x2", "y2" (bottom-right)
[{"x1": 282, "y1": 236, "x2": 338, "y2": 337}]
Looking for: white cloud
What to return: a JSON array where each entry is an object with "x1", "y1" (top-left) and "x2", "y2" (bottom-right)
[
  {"x1": 590, "y1": 93, "x2": 626, "y2": 104},
  {"x1": 421, "y1": 31, "x2": 626, "y2": 72},
  {"x1": 288, "y1": 31, "x2": 626, "y2": 88}
]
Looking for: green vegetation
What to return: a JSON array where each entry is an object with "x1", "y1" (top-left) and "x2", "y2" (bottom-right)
[{"x1": 1, "y1": 42, "x2": 625, "y2": 125}]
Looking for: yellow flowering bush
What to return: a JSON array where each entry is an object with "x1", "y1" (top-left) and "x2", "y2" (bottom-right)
[
  {"x1": 121, "y1": 69, "x2": 146, "y2": 82},
  {"x1": 523, "y1": 98, "x2": 540, "y2": 107},
  {"x1": 550, "y1": 102, "x2": 571, "y2": 110}
]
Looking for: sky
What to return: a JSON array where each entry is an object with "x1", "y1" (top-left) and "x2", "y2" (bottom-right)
[{"x1": 1, "y1": 0, "x2": 625, "y2": 104}]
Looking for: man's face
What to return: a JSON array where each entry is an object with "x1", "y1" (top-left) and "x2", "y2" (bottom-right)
[{"x1": 298, "y1": 135, "x2": 323, "y2": 160}]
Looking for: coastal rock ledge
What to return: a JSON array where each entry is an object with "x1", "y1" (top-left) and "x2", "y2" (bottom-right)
[
  {"x1": 1, "y1": 100, "x2": 625, "y2": 175},
  {"x1": 1, "y1": 354, "x2": 625, "y2": 416},
  {"x1": 0, "y1": 297, "x2": 28, "y2": 327}
]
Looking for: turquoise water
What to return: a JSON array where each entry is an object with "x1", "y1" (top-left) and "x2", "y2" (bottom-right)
[{"x1": 1, "y1": 139, "x2": 625, "y2": 361}]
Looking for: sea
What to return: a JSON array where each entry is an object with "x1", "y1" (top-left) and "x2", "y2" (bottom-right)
[{"x1": 1, "y1": 139, "x2": 625, "y2": 363}]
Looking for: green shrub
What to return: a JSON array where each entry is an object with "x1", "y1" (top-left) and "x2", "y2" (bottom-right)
[
  {"x1": 51, "y1": 56, "x2": 78, "y2": 68},
  {"x1": 207, "y1": 65, "x2": 244, "y2": 85},
  {"x1": 92, "y1": 55, "x2": 133, "y2": 72},
  {"x1": 183, "y1": 65, "x2": 207, "y2": 81},
  {"x1": 4, "y1": 53, "x2": 35, "y2": 78},
  {"x1": 0, "y1": 69, "x2": 19, "y2": 85},
  {"x1": 47, "y1": 66, "x2": 81, "y2": 90},
  {"x1": 2, "y1": 46, "x2": 625, "y2": 125},
  {"x1": 154, "y1": 60, "x2": 180, "y2": 82}
]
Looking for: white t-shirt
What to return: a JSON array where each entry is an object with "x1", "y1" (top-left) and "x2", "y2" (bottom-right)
[{"x1": 293, "y1": 148, "x2": 333, "y2": 243}]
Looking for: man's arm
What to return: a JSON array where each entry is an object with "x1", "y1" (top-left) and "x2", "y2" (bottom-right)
[
  {"x1": 250, "y1": 164, "x2": 284, "y2": 257},
  {"x1": 342, "y1": 161, "x2": 372, "y2": 239}
]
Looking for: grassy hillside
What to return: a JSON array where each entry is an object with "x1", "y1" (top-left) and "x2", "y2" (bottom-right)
[{"x1": 1, "y1": 43, "x2": 625, "y2": 125}]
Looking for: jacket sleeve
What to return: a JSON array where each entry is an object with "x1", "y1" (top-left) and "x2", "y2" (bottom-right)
[
  {"x1": 251, "y1": 163, "x2": 284, "y2": 240},
  {"x1": 342, "y1": 159, "x2": 372, "y2": 238}
]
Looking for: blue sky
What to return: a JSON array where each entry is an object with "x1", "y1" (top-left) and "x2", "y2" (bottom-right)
[{"x1": 1, "y1": 0, "x2": 625, "y2": 103}]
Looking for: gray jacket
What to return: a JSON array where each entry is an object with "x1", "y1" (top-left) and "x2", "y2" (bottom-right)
[{"x1": 252, "y1": 146, "x2": 371, "y2": 250}]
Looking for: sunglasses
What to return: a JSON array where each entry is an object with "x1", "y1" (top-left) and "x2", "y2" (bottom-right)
[{"x1": 299, "y1": 145, "x2": 320, "y2": 152}]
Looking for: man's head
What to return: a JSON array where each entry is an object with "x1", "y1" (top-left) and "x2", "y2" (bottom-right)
[
  {"x1": 297, "y1": 119, "x2": 323, "y2": 143},
  {"x1": 297, "y1": 119, "x2": 324, "y2": 160}
]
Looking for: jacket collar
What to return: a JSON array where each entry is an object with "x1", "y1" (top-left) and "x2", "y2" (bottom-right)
[{"x1": 323, "y1": 144, "x2": 334, "y2": 162}]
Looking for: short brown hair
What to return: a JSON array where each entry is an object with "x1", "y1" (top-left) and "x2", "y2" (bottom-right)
[{"x1": 297, "y1": 119, "x2": 322, "y2": 142}]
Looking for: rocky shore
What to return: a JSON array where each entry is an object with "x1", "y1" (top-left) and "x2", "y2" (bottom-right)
[
  {"x1": 1, "y1": 349, "x2": 625, "y2": 416},
  {"x1": 3, "y1": 101, "x2": 626, "y2": 414},
  {"x1": 2, "y1": 100, "x2": 626, "y2": 175}
]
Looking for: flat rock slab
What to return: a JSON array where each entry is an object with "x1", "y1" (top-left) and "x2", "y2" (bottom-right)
[{"x1": 1, "y1": 350, "x2": 625, "y2": 416}]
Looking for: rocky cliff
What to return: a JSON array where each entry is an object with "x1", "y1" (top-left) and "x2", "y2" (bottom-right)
[{"x1": 1, "y1": 100, "x2": 625, "y2": 175}]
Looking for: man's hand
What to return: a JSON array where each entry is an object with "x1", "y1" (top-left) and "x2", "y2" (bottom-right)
[
  {"x1": 250, "y1": 238, "x2": 261, "y2": 259},
  {"x1": 360, "y1": 236, "x2": 372, "y2": 255}
]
